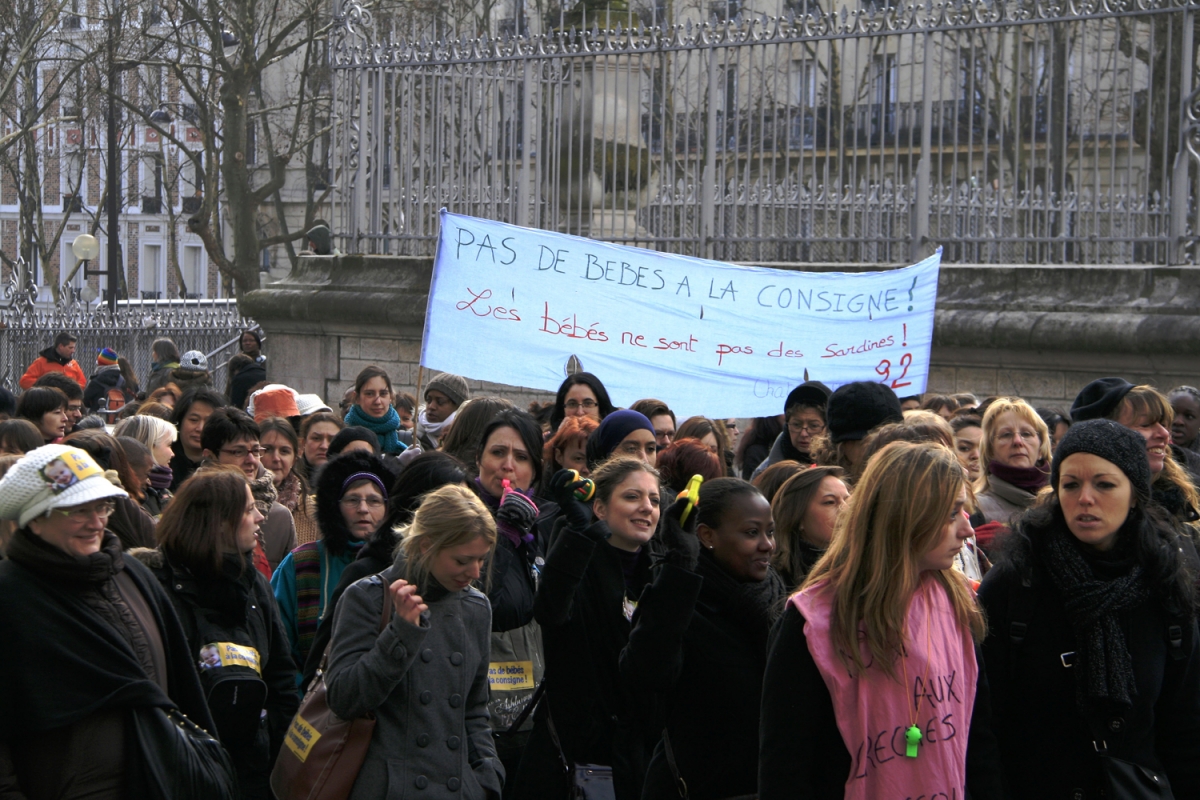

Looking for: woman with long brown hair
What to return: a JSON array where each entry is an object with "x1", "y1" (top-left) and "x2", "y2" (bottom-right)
[
  {"x1": 759, "y1": 442, "x2": 1004, "y2": 800},
  {"x1": 136, "y1": 466, "x2": 298, "y2": 799}
]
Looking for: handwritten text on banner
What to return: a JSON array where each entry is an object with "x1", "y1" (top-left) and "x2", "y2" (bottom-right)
[{"x1": 422, "y1": 210, "x2": 941, "y2": 418}]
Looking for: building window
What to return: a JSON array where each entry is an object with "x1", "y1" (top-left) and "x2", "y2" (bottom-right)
[
  {"x1": 141, "y1": 243, "x2": 163, "y2": 298},
  {"x1": 182, "y1": 245, "x2": 205, "y2": 298}
]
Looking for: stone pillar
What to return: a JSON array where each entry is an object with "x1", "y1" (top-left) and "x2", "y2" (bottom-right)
[
  {"x1": 239, "y1": 254, "x2": 555, "y2": 408},
  {"x1": 551, "y1": 2, "x2": 655, "y2": 242}
]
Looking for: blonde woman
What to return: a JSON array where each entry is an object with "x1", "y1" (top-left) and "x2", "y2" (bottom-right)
[
  {"x1": 760, "y1": 442, "x2": 1004, "y2": 800},
  {"x1": 325, "y1": 484, "x2": 503, "y2": 799},
  {"x1": 973, "y1": 398, "x2": 1053, "y2": 526},
  {"x1": 113, "y1": 414, "x2": 178, "y2": 516}
]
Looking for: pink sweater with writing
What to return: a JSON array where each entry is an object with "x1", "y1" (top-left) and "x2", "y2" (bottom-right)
[{"x1": 793, "y1": 575, "x2": 977, "y2": 800}]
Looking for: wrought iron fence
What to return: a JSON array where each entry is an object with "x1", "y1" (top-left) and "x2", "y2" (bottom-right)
[
  {"x1": 329, "y1": 0, "x2": 1200, "y2": 264},
  {"x1": 1, "y1": 263, "x2": 258, "y2": 396}
]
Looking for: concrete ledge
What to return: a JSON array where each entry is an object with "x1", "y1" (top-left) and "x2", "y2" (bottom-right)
[{"x1": 245, "y1": 255, "x2": 1200, "y2": 408}]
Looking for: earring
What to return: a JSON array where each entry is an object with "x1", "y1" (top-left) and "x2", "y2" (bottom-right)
[{"x1": 708, "y1": 545, "x2": 714, "y2": 550}]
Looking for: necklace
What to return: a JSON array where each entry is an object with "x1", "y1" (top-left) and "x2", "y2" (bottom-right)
[{"x1": 899, "y1": 582, "x2": 934, "y2": 759}]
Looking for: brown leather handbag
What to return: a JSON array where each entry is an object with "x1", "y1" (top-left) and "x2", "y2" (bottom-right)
[{"x1": 270, "y1": 586, "x2": 393, "y2": 800}]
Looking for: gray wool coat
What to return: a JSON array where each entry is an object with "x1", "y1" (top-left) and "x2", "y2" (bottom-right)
[{"x1": 325, "y1": 566, "x2": 504, "y2": 800}]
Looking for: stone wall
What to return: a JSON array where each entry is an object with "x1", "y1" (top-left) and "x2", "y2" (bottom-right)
[{"x1": 242, "y1": 256, "x2": 1200, "y2": 413}]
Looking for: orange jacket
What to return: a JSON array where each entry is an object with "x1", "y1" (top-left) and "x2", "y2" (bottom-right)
[{"x1": 19, "y1": 355, "x2": 87, "y2": 390}]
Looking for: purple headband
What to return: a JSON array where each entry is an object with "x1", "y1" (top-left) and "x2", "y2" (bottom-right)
[{"x1": 341, "y1": 472, "x2": 388, "y2": 500}]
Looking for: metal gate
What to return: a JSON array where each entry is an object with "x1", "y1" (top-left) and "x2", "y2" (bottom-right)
[{"x1": 330, "y1": 0, "x2": 1200, "y2": 265}]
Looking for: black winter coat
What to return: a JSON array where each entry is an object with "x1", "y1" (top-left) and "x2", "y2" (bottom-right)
[
  {"x1": 758, "y1": 603, "x2": 1006, "y2": 800},
  {"x1": 978, "y1": 547, "x2": 1200, "y2": 798},
  {"x1": 510, "y1": 524, "x2": 657, "y2": 800},
  {"x1": 620, "y1": 552, "x2": 783, "y2": 800},
  {"x1": 228, "y1": 362, "x2": 267, "y2": 410},
  {"x1": 139, "y1": 549, "x2": 300, "y2": 800}
]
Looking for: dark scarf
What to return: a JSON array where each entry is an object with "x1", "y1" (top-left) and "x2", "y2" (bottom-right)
[
  {"x1": 696, "y1": 548, "x2": 785, "y2": 654},
  {"x1": 6, "y1": 525, "x2": 123, "y2": 584},
  {"x1": 988, "y1": 459, "x2": 1050, "y2": 494},
  {"x1": 40, "y1": 345, "x2": 71, "y2": 367},
  {"x1": 776, "y1": 433, "x2": 811, "y2": 464},
  {"x1": 0, "y1": 529, "x2": 188, "y2": 736},
  {"x1": 1038, "y1": 517, "x2": 1149, "y2": 708},
  {"x1": 180, "y1": 551, "x2": 257, "y2": 625}
]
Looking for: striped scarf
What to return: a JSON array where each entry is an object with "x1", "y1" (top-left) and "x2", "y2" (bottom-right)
[{"x1": 292, "y1": 543, "x2": 325, "y2": 665}]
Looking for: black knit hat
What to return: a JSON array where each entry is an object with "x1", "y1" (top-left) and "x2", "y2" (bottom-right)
[
  {"x1": 784, "y1": 381, "x2": 832, "y2": 415},
  {"x1": 1071, "y1": 377, "x2": 1135, "y2": 422},
  {"x1": 1051, "y1": 419, "x2": 1152, "y2": 507},
  {"x1": 329, "y1": 425, "x2": 380, "y2": 456},
  {"x1": 826, "y1": 381, "x2": 904, "y2": 443}
]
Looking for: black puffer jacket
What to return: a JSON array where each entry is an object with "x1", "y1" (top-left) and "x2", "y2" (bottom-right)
[
  {"x1": 135, "y1": 548, "x2": 300, "y2": 800},
  {"x1": 228, "y1": 361, "x2": 267, "y2": 410}
]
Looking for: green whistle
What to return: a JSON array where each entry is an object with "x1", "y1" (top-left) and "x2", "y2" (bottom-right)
[{"x1": 904, "y1": 725, "x2": 921, "y2": 758}]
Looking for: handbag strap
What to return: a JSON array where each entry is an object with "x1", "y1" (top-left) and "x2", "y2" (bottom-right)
[
  {"x1": 504, "y1": 679, "x2": 546, "y2": 736},
  {"x1": 545, "y1": 701, "x2": 571, "y2": 775},
  {"x1": 662, "y1": 728, "x2": 689, "y2": 798}
]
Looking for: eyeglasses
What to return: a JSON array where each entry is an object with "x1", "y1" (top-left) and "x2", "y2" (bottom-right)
[
  {"x1": 995, "y1": 430, "x2": 1039, "y2": 443},
  {"x1": 787, "y1": 421, "x2": 826, "y2": 435},
  {"x1": 340, "y1": 495, "x2": 386, "y2": 509},
  {"x1": 221, "y1": 446, "x2": 265, "y2": 459},
  {"x1": 564, "y1": 399, "x2": 598, "y2": 410},
  {"x1": 51, "y1": 501, "x2": 116, "y2": 522}
]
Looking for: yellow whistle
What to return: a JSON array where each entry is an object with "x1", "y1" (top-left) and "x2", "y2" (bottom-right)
[
  {"x1": 678, "y1": 474, "x2": 703, "y2": 526},
  {"x1": 566, "y1": 469, "x2": 596, "y2": 502}
]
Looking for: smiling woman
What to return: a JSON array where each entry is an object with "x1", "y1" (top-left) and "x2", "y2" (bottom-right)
[
  {"x1": 324, "y1": 483, "x2": 503, "y2": 800},
  {"x1": 510, "y1": 457, "x2": 664, "y2": 800},
  {"x1": 0, "y1": 444, "x2": 221, "y2": 798},
  {"x1": 620, "y1": 477, "x2": 786, "y2": 800}
]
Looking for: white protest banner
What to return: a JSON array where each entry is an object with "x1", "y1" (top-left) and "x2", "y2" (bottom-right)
[{"x1": 422, "y1": 210, "x2": 941, "y2": 417}]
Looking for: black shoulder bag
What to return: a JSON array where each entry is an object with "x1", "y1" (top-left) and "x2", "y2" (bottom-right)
[{"x1": 128, "y1": 704, "x2": 239, "y2": 800}]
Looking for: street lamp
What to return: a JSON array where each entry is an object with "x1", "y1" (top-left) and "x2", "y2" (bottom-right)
[{"x1": 71, "y1": 232, "x2": 101, "y2": 303}]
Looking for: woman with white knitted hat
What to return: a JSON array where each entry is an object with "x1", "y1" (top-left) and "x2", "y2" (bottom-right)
[{"x1": 0, "y1": 444, "x2": 220, "y2": 798}]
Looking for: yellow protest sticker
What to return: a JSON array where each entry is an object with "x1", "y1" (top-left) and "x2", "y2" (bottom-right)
[
  {"x1": 40, "y1": 451, "x2": 103, "y2": 492},
  {"x1": 284, "y1": 715, "x2": 322, "y2": 762},
  {"x1": 488, "y1": 661, "x2": 535, "y2": 691},
  {"x1": 199, "y1": 642, "x2": 262, "y2": 674}
]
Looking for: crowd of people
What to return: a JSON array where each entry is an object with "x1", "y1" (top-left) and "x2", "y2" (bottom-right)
[{"x1": 1, "y1": 329, "x2": 1199, "y2": 800}]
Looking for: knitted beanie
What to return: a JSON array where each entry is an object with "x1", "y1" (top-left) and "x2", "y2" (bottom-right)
[
  {"x1": 426, "y1": 373, "x2": 469, "y2": 407},
  {"x1": 96, "y1": 347, "x2": 118, "y2": 366},
  {"x1": 1050, "y1": 419, "x2": 1152, "y2": 507},
  {"x1": 784, "y1": 380, "x2": 832, "y2": 415},
  {"x1": 330, "y1": 426, "x2": 381, "y2": 456},
  {"x1": 826, "y1": 381, "x2": 904, "y2": 443},
  {"x1": 179, "y1": 350, "x2": 209, "y2": 373},
  {"x1": 587, "y1": 409, "x2": 655, "y2": 466},
  {"x1": 1071, "y1": 377, "x2": 1136, "y2": 422},
  {"x1": 0, "y1": 444, "x2": 128, "y2": 527}
]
